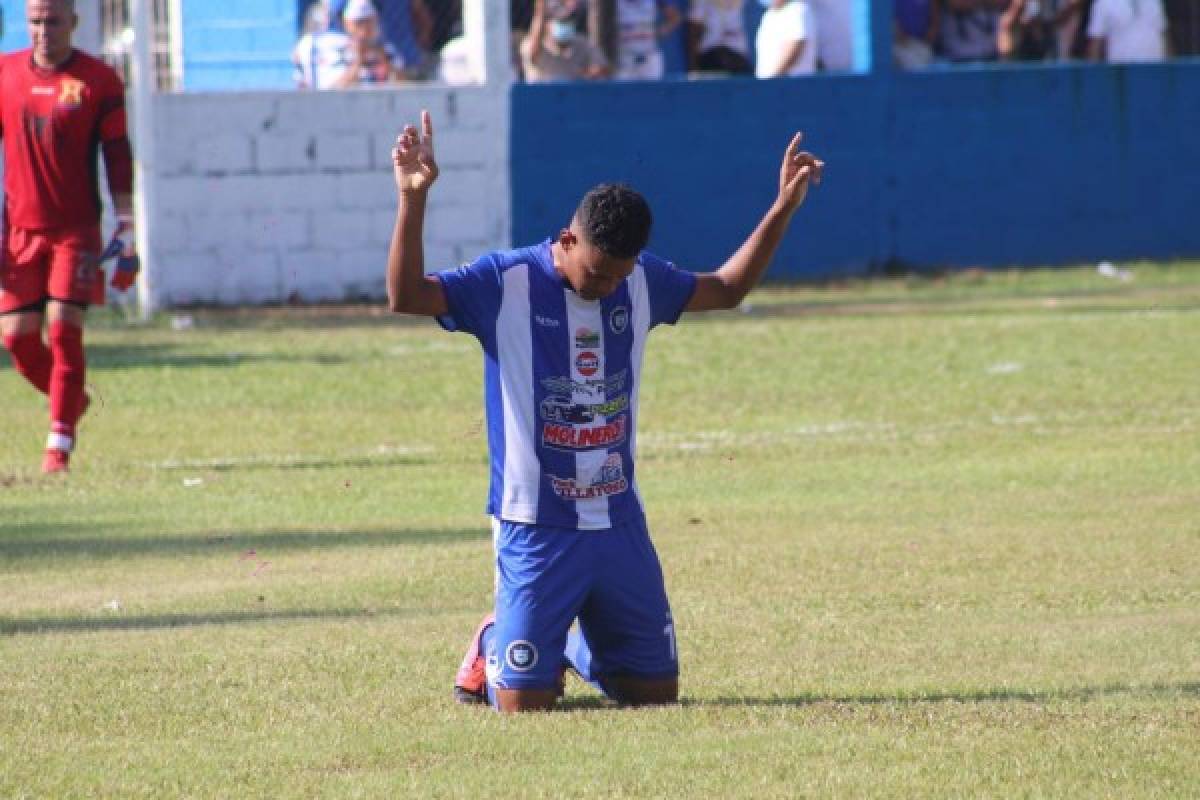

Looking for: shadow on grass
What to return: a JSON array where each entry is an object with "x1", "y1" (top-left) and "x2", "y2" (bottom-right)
[
  {"x1": 150, "y1": 452, "x2": 433, "y2": 473},
  {"x1": 0, "y1": 526, "x2": 489, "y2": 563},
  {"x1": 84, "y1": 342, "x2": 355, "y2": 371},
  {"x1": 0, "y1": 603, "x2": 454, "y2": 636},
  {"x1": 691, "y1": 284, "x2": 1200, "y2": 323},
  {"x1": 691, "y1": 681, "x2": 1200, "y2": 707}
]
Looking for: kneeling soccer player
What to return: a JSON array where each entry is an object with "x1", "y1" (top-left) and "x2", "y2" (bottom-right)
[{"x1": 385, "y1": 110, "x2": 823, "y2": 712}]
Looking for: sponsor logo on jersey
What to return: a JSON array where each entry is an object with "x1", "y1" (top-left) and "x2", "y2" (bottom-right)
[
  {"x1": 575, "y1": 327, "x2": 600, "y2": 349},
  {"x1": 505, "y1": 640, "x2": 539, "y2": 672},
  {"x1": 540, "y1": 395, "x2": 594, "y2": 424},
  {"x1": 541, "y1": 369, "x2": 627, "y2": 396},
  {"x1": 550, "y1": 454, "x2": 629, "y2": 500},
  {"x1": 575, "y1": 351, "x2": 600, "y2": 377},
  {"x1": 538, "y1": 393, "x2": 630, "y2": 424},
  {"x1": 534, "y1": 314, "x2": 560, "y2": 328},
  {"x1": 542, "y1": 414, "x2": 627, "y2": 450},
  {"x1": 609, "y1": 305, "x2": 629, "y2": 334},
  {"x1": 58, "y1": 78, "x2": 85, "y2": 107}
]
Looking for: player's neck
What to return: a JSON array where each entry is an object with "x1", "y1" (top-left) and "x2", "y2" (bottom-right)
[
  {"x1": 549, "y1": 242, "x2": 578, "y2": 294},
  {"x1": 32, "y1": 48, "x2": 74, "y2": 71}
]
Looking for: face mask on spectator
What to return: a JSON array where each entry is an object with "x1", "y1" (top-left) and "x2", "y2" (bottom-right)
[{"x1": 551, "y1": 19, "x2": 577, "y2": 43}]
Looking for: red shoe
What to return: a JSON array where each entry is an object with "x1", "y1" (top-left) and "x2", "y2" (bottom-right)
[
  {"x1": 41, "y1": 448, "x2": 70, "y2": 474},
  {"x1": 453, "y1": 612, "x2": 495, "y2": 705}
]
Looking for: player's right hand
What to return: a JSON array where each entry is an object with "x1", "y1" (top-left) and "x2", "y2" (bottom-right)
[
  {"x1": 393, "y1": 110, "x2": 439, "y2": 194},
  {"x1": 106, "y1": 216, "x2": 140, "y2": 291}
]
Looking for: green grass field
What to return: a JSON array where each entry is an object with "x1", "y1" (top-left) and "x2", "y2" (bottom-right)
[{"x1": 2, "y1": 264, "x2": 1198, "y2": 798}]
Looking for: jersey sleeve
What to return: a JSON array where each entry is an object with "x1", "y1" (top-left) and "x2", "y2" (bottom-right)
[
  {"x1": 434, "y1": 254, "x2": 504, "y2": 337},
  {"x1": 97, "y1": 68, "x2": 128, "y2": 142},
  {"x1": 641, "y1": 252, "x2": 697, "y2": 328}
]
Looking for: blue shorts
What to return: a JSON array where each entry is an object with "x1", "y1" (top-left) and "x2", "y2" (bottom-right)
[{"x1": 487, "y1": 517, "x2": 678, "y2": 691}]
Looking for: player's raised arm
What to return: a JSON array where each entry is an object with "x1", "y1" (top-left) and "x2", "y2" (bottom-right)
[
  {"x1": 386, "y1": 109, "x2": 449, "y2": 316},
  {"x1": 686, "y1": 132, "x2": 824, "y2": 312}
]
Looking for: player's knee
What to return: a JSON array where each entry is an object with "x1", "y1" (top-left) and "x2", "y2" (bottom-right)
[
  {"x1": 494, "y1": 687, "x2": 560, "y2": 713},
  {"x1": 603, "y1": 676, "x2": 679, "y2": 707}
]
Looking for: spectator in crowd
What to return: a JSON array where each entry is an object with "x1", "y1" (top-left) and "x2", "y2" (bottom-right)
[
  {"x1": 1068, "y1": 0, "x2": 1097, "y2": 55},
  {"x1": 687, "y1": 0, "x2": 753, "y2": 75},
  {"x1": 294, "y1": 0, "x2": 402, "y2": 88},
  {"x1": 522, "y1": 0, "x2": 611, "y2": 81},
  {"x1": 1087, "y1": 0, "x2": 1168, "y2": 60},
  {"x1": 330, "y1": 0, "x2": 433, "y2": 79},
  {"x1": 613, "y1": 0, "x2": 683, "y2": 80},
  {"x1": 339, "y1": 0, "x2": 404, "y2": 85},
  {"x1": 809, "y1": 0, "x2": 854, "y2": 70},
  {"x1": 293, "y1": 3, "x2": 355, "y2": 89},
  {"x1": 755, "y1": 0, "x2": 817, "y2": 78},
  {"x1": 999, "y1": 0, "x2": 1090, "y2": 60},
  {"x1": 894, "y1": 0, "x2": 940, "y2": 67},
  {"x1": 1163, "y1": 0, "x2": 1199, "y2": 54},
  {"x1": 938, "y1": 0, "x2": 1007, "y2": 62}
]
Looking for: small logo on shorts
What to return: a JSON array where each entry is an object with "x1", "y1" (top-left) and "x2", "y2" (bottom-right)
[{"x1": 505, "y1": 640, "x2": 539, "y2": 672}]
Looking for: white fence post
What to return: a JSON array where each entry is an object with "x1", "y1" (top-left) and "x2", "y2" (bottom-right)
[{"x1": 130, "y1": 0, "x2": 159, "y2": 317}]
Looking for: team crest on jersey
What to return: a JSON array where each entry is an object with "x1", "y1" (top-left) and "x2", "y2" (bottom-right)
[
  {"x1": 58, "y1": 78, "x2": 85, "y2": 108},
  {"x1": 609, "y1": 306, "x2": 629, "y2": 334},
  {"x1": 505, "y1": 640, "x2": 538, "y2": 672},
  {"x1": 549, "y1": 454, "x2": 629, "y2": 500},
  {"x1": 542, "y1": 414, "x2": 627, "y2": 450}
]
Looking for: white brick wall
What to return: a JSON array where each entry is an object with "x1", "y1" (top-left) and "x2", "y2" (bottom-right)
[{"x1": 147, "y1": 85, "x2": 509, "y2": 306}]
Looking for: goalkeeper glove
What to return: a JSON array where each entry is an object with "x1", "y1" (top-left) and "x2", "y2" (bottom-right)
[{"x1": 107, "y1": 215, "x2": 140, "y2": 291}]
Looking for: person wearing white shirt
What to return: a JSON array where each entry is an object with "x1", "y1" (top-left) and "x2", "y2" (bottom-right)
[
  {"x1": 755, "y1": 0, "x2": 818, "y2": 77},
  {"x1": 1087, "y1": 0, "x2": 1168, "y2": 62},
  {"x1": 688, "y1": 0, "x2": 753, "y2": 73}
]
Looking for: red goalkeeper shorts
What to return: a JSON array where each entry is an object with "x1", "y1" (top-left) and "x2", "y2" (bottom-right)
[{"x1": 0, "y1": 223, "x2": 105, "y2": 314}]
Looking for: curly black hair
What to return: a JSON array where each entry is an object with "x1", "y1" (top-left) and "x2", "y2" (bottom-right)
[{"x1": 574, "y1": 183, "x2": 653, "y2": 260}]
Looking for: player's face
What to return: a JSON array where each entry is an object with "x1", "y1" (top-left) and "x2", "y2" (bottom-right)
[
  {"x1": 558, "y1": 226, "x2": 636, "y2": 302},
  {"x1": 27, "y1": 0, "x2": 77, "y2": 67}
]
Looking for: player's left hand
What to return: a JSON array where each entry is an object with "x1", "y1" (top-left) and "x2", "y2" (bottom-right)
[
  {"x1": 777, "y1": 132, "x2": 824, "y2": 214},
  {"x1": 107, "y1": 216, "x2": 140, "y2": 291}
]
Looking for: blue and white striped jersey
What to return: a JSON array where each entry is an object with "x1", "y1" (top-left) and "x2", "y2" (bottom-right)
[{"x1": 435, "y1": 240, "x2": 697, "y2": 530}]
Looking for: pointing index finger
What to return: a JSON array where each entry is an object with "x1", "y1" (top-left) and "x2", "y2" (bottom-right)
[
  {"x1": 421, "y1": 109, "x2": 434, "y2": 143},
  {"x1": 788, "y1": 131, "x2": 804, "y2": 158}
]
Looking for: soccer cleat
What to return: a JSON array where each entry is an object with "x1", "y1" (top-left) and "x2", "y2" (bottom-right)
[
  {"x1": 453, "y1": 612, "x2": 495, "y2": 705},
  {"x1": 41, "y1": 448, "x2": 70, "y2": 474}
]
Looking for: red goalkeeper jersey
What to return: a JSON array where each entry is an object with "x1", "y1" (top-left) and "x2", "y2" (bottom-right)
[{"x1": 0, "y1": 48, "x2": 128, "y2": 231}]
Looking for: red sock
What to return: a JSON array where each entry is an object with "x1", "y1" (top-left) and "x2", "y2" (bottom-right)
[
  {"x1": 3, "y1": 330, "x2": 53, "y2": 394},
  {"x1": 48, "y1": 320, "x2": 86, "y2": 444}
]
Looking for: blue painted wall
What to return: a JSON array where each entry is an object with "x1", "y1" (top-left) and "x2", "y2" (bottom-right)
[
  {"x1": 180, "y1": 0, "x2": 295, "y2": 90},
  {"x1": 0, "y1": 0, "x2": 296, "y2": 89},
  {"x1": 1, "y1": 0, "x2": 29, "y2": 50},
  {"x1": 511, "y1": 62, "x2": 1200, "y2": 277}
]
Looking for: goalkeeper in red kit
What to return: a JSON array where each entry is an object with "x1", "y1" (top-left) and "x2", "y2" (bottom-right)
[{"x1": 0, "y1": 0, "x2": 139, "y2": 473}]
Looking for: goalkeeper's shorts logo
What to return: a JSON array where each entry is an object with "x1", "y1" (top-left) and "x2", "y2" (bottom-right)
[{"x1": 505, "y1": 640, "x2": 538, "y2": 672}]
